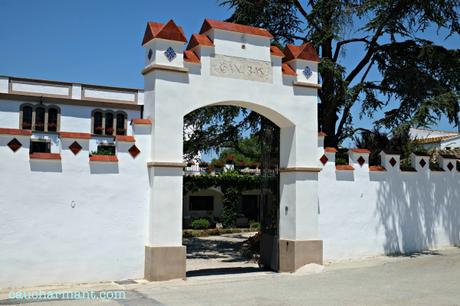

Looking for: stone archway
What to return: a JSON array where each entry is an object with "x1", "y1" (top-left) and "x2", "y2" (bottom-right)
[{"x1": 142, "y1": 18, "x2": 323, "y2": 281}]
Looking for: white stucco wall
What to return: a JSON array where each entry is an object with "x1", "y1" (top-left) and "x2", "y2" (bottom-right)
[
  {"x1": 318, "y1": 152, "x2": 460, "y2": 261},
  {"x1": 0, "y1": 98, "x2": 150, "y2": 288}
]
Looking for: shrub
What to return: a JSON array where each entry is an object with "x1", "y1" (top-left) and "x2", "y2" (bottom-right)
[
  {"x1": 221, "y1": 186, "x2": 240, "y2": 228},
  {"x1": 249, "y1": 220, "x2": 260, "y2": 230},
  {"x1": 191, "y1": 218, "x2": 210, "y2": 230}
]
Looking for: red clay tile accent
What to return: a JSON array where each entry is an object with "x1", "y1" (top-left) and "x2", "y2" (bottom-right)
[
  {"x1": 187, "y1": 34, "x2": 214, "y2": 50},
  {"x1": 282, "y1": 63, "x2": 296, "y2": 76},
  {"x1": 369, "y1": 165, "x2": 386, "y2": 171},
  {"x1": 283, "y1": 43, "x2": 320, "y2": 62},
  {"x1": 69, "y1": 141, "x2": 82, "y2": 155},
  {"x1": 59, "y1": 132, "x2": 91, "y2": 139},
  {"x1": 351, "y1": 148, "x2": 371, "y2": 154},
  {"x1": 132, "y1": 118, "x2": 152, "y2": 125},
  {"x1": 184, "y1": 50, "x2": 200, "y2": 64},
  {"x1": 318, "y1": 131, "x2": 327, "y2": 137},
  {"x1": 8, "y1": 138, "x2": 22, "y2": 152},
  {"x1": 270, "y1": 46, "x2": 284, "y2": 57},
  {"x1": 116, "y1": 135, "x2": 135, "y2": 142},
  {"x1": 0, "y1": 128, "x2": 32, "y2": 136},
  {"x1": 320, "y1": 154, "x2": 328, "y2": 165},
  {"x1": 30, "y1": 153, "x2": 61, "y2": 160},
  {"x1": 336, "y1": 165, "x2": 354, "y2": 171},
  {"x1": 129, "y1": 145, "x2": 141, "y2": 158},
  {"x1": 89, "y1": 155, "x2": 118, "y2": 162},
  {"x1": 200, "y1": 19, "x2": 274, "y2": 39},
  {"x1": 325, "y1": 147, "x2": 338, "y2": 153},
  {"x1": 142, "y1": 20, "x2": 187, "y2": 45}
]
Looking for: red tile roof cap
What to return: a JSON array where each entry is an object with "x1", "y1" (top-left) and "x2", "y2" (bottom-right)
[
  {"x1": 184, "y1": 50, "x2": 200, "y2": 64},
  {"x1": 336, "y1": 164, "x2": 354, "y2": 171},
  {"x1": 369, "y1": 165, "x2": 386, "y2": 171},
  {"x1": 282, "y1": 63, "x2": 296, "y2": 76},
  {"x1": 270, "y1": 46, "x2": 284, "y2": 57},
  {"x1": 187, "y1": 34, "x2": 214, "y2": 50},
  {"x1": 0, "y1": 128, "x2": 32, "y2": 136},
  {"x1": 89, "y1": 155, "x2": 118, "y2": 162},
  {"x1": 116, "y1": 135, "x2": 135, "y2": 142},
  {"x1": 325, "y1": 147, "x2": 338, "y2": 153},
  {"x1": 30, "y1": 153, "x2": 61, "y2": 160},
  {"x1": 318, "y1": 131, "x2": 327, "y2": 137},
  {"x1": 59, "y1": 132, "x2": 91, "y2": 139},
  {"x1": 351, "y1": 148, "x2": 371, "y2": 154},
  {"x1": 142, "y1": 20, "x2": 187, "y2": 45},
  {"x1": 200, "y1": 19, "x2": 274, "y2": 39},
  {"x1": 132, "y1": 118, "x2": 152, "y2": 125},
  {"x1": 283, "y1": 43, "x2": 320, "y2": 62}
]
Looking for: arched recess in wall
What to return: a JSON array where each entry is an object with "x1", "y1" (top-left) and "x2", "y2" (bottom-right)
[{"x1": 91, "y1": 109, "x2": 127, "y2": 136}]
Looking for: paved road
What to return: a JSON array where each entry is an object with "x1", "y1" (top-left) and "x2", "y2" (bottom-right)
[{"x1": 1, "y1": 247, "x2": 460, "y2": 306}]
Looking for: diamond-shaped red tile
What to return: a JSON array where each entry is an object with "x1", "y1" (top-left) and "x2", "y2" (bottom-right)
[
  {"x1": 357, "y1": 156, "x2": 365, "y2": 166},
  {"x1": 129, "y1": 145, "x2": 140, "y2": 158},
  {"x1": 419, "y1": 159, "x2": 426, "y2": 168},
  {"x1": 447, "y1": 162, "x2": 454, "y2": 171},
  {"x1": 389, "y1": 157, "x2": 397, "y2": 167},
  {"x1": 7, "y1": 138, "x2": 22, "y2": 152},
  {"x1": 69, "y1": 141, "x2": 82, "y2": 155},
  {"x1": 320, "y1": 154, "x2": 328, "y2": 165}
]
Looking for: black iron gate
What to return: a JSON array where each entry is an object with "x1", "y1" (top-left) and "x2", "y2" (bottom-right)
[{"x1": 259, "y1": 117, "x2": 280, "y2": 271}]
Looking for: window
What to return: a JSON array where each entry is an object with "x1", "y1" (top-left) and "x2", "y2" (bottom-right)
[
  {"x1": 34, "y1": 107, "x2": 45, "y2": 131},
  {"x1": 92, "y1": 110, "x2": 127, "y2": 136},
  {"x1": 189, "y1": 196, "x2": 214, "y2": 211},
  {"x1": 21, "y1": 106, "x2": 33, "y2": 130},
  {"x1": 48, "y1": 108, "x2": 58, "y2": 132},
  {"x1": 116, "y1": 113, "x2": 127, "y2": 135},
  {"x1": 93, "y1": 111, "x2": 103, "y2": 135},
  {"x1": 96, "y1": 144, "x2": 116, "y2": 155},
  {"x1": 20, "y1": 104, "x2": 60, "y2": 132},
  {"x1": 30, "y1": 139, "x2": 51, "y2": 154}
]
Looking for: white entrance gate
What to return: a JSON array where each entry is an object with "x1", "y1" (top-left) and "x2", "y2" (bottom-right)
[{"x1": 142, "y1": 19, "x2": 323, "y2": 280}]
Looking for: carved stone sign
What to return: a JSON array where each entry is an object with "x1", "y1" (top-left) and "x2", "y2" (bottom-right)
[{"x1": 210, "y1": 55, "x2": 272, "y2": 83}]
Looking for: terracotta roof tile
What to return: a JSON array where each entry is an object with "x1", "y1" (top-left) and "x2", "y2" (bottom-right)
[
  {"x1": 351, "y1": 148, "x2": 371, "y2": 154},
  {"x1": 0, "y1": 128, "x2": 32, "y2": 136},
  {"x1": 59, "y1": 132, "x2": 91, "y2": 139},
  {"x1": 336, "y1": 164, "x2": 354, "y2": 171},
  {"x1": 369, "y1": 165, "x2": 386, "y2": 171},
  {"x1": 282, "y1": 63, "x2": 296, "y2": 76},
  {"x1": 89, "y1": 155, "x2": 118, "y2": 162},
  {"x1": 325, "y1": 147, "x2": 338, "y2": 153},
  {"x1": 187, "y1": 34, "x2": 214, "y2": 50},
  {"x1": 318, "y1": 131, "x2": 327, "y2": 137},
  {"x1": 184, "y1": 50, "x2": 200, "y2": 64},
  {"x1": 116, "y1": 135, "x2": 135, "y2": 142},
  {"x1": 132, "y1": 118, "x2": 152, "y2": 125},
  {"x1": 142, "y1": 20, "x2": 187, "y2": 45},
  {"x1": 270, "y1": 46, "x2": 284, "y2": 57},
  {"x1": 283, "y1": 43, "x2": 320, "y2": 62},
  {"x1": 30, "y1": 153, "x2": 61, "y2": 160},
  {"x1": 200, "y1": 19, "x2": 273, "y2": 39}
]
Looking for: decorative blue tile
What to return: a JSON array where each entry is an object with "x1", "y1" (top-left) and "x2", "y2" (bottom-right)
[
  {"x1": 303, "y1": 66, "x2": 312, "y2": 79},
  {"x1": 164, "y1": 47, "x2": 176, "y2": 62}
]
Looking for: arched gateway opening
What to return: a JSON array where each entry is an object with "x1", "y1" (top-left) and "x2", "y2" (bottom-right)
[
  {"x1": 142, "y1": 18, "x2": 323, "y2": 281},
  {"x1": 182, "y1": 104, "x2": 282, "y2": 275}
]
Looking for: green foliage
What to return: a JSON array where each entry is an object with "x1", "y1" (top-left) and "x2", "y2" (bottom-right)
[
  {"x1": 183, "y1": 227, "x2": 255, "y2": 238},
  {"x1": 429, "y1": 161, "x2": 444, "y2": 171},
  {"x1": 221, "y1": 186, "x2": 240, "y2": 228},
  {"x1": 90, "y1": 147, "x2": 115, "y2": 156},
  {"x1": 213, "y1": 136, "x2": 262, "y2": 165},
  {"x1": 249, "y1": 220, "x2": 261, "y2": 230},
  {"x1": 183, "y1": 171, "x2": 261, "y2": 194},
  {"x1": 190, "y1": 218, "x2": 211, "y2": 230}
]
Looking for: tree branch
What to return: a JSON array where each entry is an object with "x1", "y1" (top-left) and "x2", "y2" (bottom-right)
[{"x1": 333, "y1": 37, "x2": 370, "y2": 62}]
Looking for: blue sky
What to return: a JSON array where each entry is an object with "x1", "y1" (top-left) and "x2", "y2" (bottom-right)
[{"x1": 0, "y1": 0, "x2": 458, "y2": 144}]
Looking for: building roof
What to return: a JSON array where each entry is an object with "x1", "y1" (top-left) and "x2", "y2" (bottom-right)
[
  {"x1": 270, "y1": 46, "x2": 284, "y2": 57},
  {"x1": 281, "y1": 63, "x2": 296, "y2": 76},
  {"x1": 413, "y1": 134, "x2": 460, "y2": 144},
  {"x1": 200, "y1": 19, "x2": 274, "y2": 39},
  {"x1": 184, "y1": 50, "x2": 200, "y2": 64},
  {"x1": 142, "y1": 20, "x2": 187, "y2": 45},
  {"x1": 283, "y1": 43, "x2": 320, "y2": 62},
  {"x1": 187, "y1": 34, "x2": 214, "y2": 50}
]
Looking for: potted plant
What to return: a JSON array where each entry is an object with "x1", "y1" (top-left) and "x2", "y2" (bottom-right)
[
  {"x1": 225, "y1": 155, "x2": 235, "y2": 165},
  {"x1": 94, "y1": 126, "x2": 104, "y2": 135},
  {"x1": 105, "y1": 127, "x2": 114, "y2": 135},
  {"x1": 116, "y1": 128, "x2": 126, "y2": 135}
]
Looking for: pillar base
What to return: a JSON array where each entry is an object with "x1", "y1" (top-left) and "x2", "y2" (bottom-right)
[
  {"x1": 279, "y1": 239, "x2": 323, "y2": 272},
  {"x1": 144, "y1": 245, "x2": 186, "y2": 281}
]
